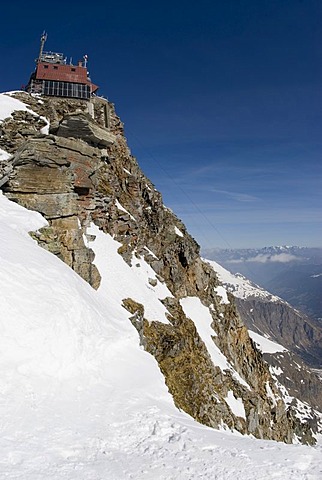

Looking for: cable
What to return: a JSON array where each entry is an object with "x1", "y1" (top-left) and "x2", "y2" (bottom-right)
[
  {"x1": 124, "y1": 126, "x2": 267, "y2": 287},
  {"x1": 125, "y1": 126, "x2": 234, "y2": 251}
]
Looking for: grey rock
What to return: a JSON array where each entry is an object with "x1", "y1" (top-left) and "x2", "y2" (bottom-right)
[{"x1": 56, "y1": 112, "x2": 116, "y2": 147}]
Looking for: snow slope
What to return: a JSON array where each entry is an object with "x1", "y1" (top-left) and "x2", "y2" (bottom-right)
[
  {"x1": 0, "y1": 192, "x2": 321, "y2": 479},
  {"x1": 0, "y1": 91, "x2": 33, "y2": 122},
  {"x1": 204, "y1": 258, "x2": 282, "y2": 302},
  {"x1": 248, "y1": 330, "x2": 287, "y2": 354}
]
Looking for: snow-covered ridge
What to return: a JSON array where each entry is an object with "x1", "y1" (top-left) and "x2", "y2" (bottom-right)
[{"x1": 204, "y1": 258, "x2": 282, "y2": 302}]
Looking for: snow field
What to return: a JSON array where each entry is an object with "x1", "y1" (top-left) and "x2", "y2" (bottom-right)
[{"x1": 86, "y1": 223, "x2": 173, "y2": 324}]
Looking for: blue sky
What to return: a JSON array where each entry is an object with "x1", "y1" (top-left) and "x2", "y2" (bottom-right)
[{"x1": 1, "y1": 0, "x2": 321, "y2": 248}]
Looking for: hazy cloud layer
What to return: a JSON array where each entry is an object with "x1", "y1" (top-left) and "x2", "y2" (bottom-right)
[{"x1": 229, "y1": 253, "x2": 300, "y2": 264}]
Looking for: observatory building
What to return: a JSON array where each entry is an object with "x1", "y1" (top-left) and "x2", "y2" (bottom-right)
[{"x1": 26, "y1": 32, "x2": 98, "y2": 100}]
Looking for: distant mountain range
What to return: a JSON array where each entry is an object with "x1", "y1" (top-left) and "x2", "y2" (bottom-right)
[{"x1": 202, "y1": 246, "x2": 322, "y2": 322}]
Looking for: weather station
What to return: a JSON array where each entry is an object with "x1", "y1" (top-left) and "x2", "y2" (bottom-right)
[{"x1": 25, "y1": 32, "x2": 98, "y2": 100}]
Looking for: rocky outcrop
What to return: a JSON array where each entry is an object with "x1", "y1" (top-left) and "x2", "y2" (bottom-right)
[
  {"x1": 2, "y1": 132, "x2": 102, "y2": 289},
  {"x1": 55, "y1": 111, "x2": 116, "y2": 147},
  {"x1": 0, "y1": 91, "x2": 317, "y2": 444}
]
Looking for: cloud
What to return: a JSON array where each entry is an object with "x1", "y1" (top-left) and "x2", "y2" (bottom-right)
[
  {"x1": 229, "y1": 253, "x2": 299, "y2": 264},
  {"x1": 268, "y1": 253, "x2": 299, "y2": 263},
  {"x1": 211, "y1": 188, "x2": 259, "y2": 203}
]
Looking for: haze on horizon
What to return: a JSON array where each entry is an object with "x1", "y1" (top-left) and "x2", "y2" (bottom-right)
[{"x1": 1, "y1": 0, "x2": 321, "y2": 249}]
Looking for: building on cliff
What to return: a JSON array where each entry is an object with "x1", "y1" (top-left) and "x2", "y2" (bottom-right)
[{"x1": 25, "y1": 32, "x2": 98, "y2": 100}]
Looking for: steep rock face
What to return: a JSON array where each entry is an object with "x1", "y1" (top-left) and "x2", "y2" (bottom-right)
[
  {"x1": 235, "y1": 297, "x2": 322, "y2": 369},
  {"x1": 2, "y1": 133, "x2": 102, "y2": 288},
  {"x1": 0, "y1": 91, "x2": 315, "y2": 444},
  {"x1": 205, "y1": 258, "x2": 322, "y2": 433},
  {"x1": 236, "y1": 298, "x2": 322, "y2": 431}
]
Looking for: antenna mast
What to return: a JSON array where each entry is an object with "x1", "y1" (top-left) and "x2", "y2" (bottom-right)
[{"x1": 38, "y1": 31, "x2": 47, "y2": 63}]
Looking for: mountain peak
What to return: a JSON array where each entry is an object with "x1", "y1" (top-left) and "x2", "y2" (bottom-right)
[{"x1": 0, "y1": 90, "x2": 319, "y2": 449}]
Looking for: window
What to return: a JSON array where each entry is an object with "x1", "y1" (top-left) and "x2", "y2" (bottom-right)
[
  {"x1": 53, "y1": 66, "x2": 58, "y2": 70},
  {"x1": 43, "y1": 80, "x2": 90, "y2": 99},
  {"x1": 44, "y1": 65, "x2": 49, "y2": 69},
  {"x1": 71, "y1": 68, "x2": 76, "y2": 72}
]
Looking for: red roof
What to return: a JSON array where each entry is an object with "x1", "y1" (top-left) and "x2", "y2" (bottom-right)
[{"x1": 35, "y1": 62, "x2": 98, "y2": 93}]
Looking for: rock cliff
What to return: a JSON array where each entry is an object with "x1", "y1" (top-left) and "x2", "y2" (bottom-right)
[{"x1": 0, "y1": 91, "x2": 316, "y2": 444}]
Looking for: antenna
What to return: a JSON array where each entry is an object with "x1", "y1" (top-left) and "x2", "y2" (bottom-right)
[{"x1": 38, "y1": 31, "x2": 47, "y2": 63}]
